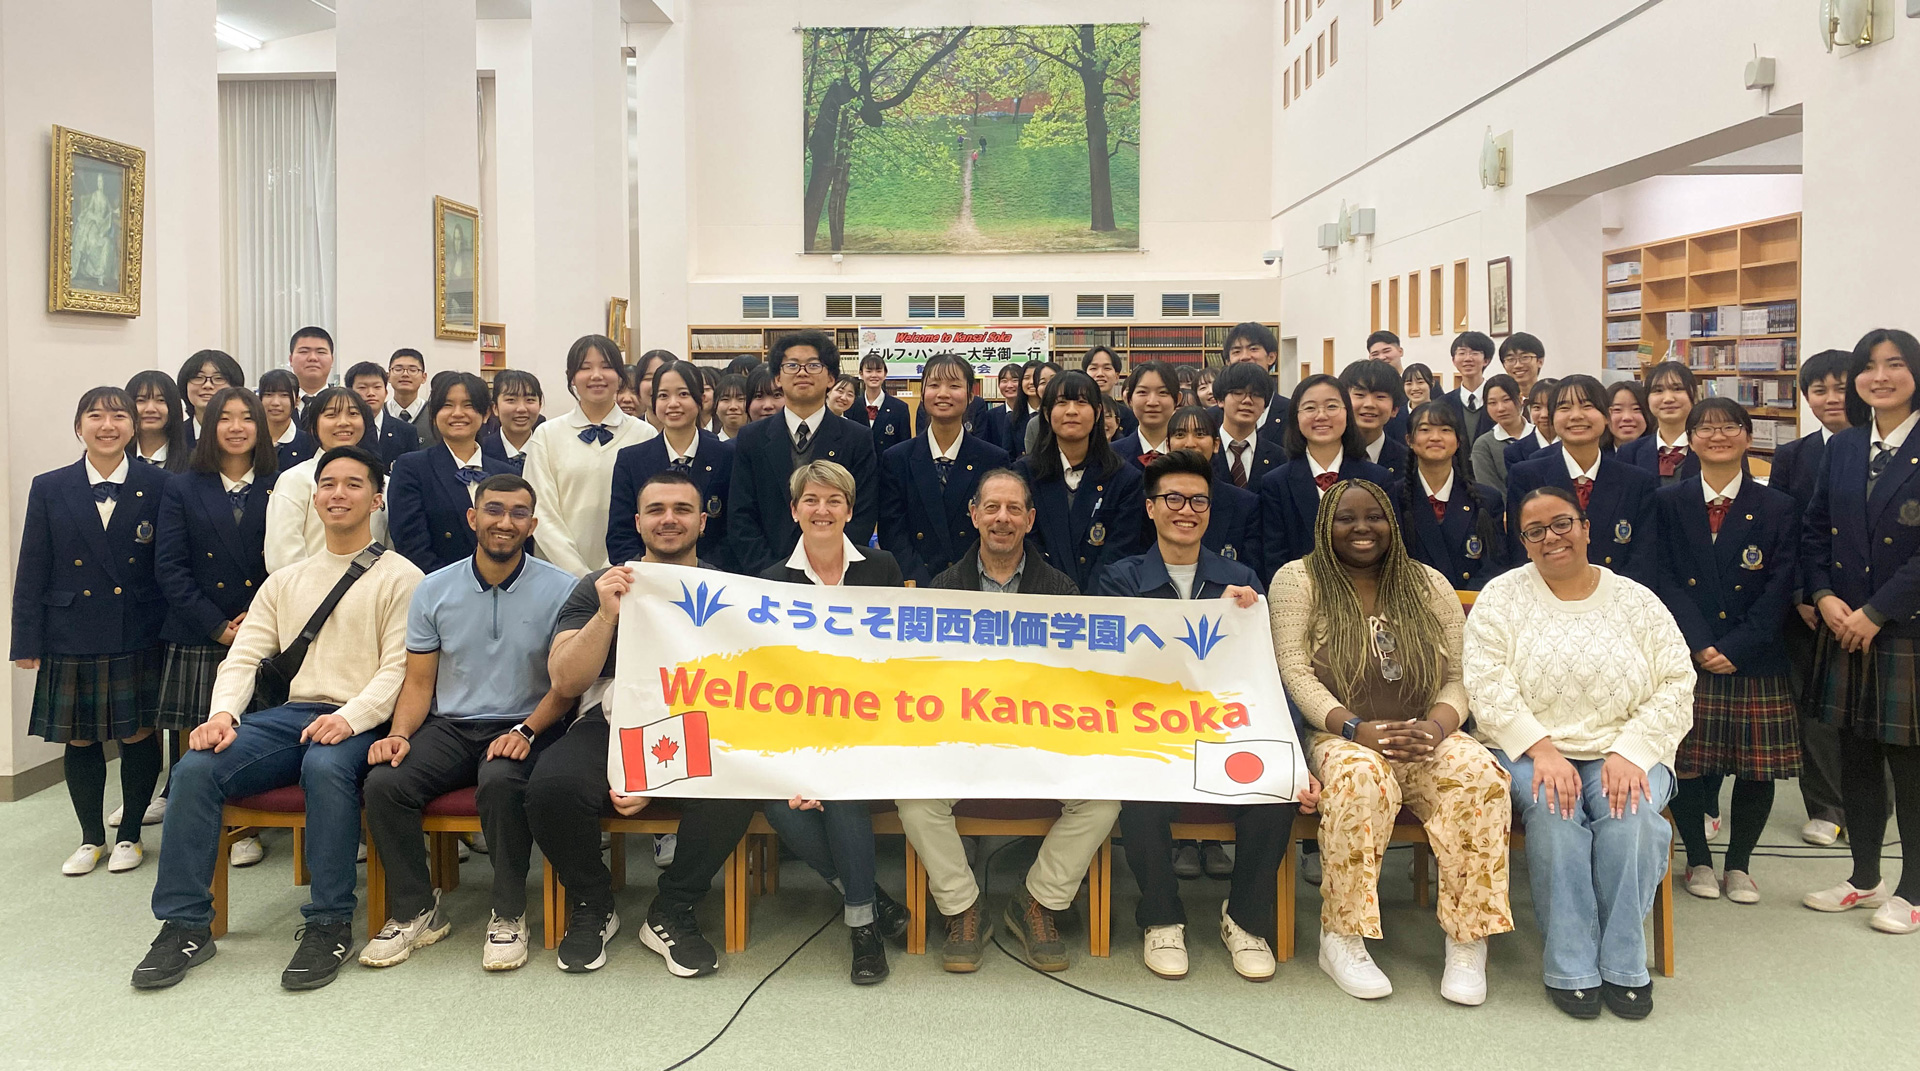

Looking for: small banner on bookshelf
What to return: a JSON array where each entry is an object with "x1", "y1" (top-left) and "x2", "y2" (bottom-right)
[{"x1": 856, "y1": 325, "x2": 1051, "y2": 379}]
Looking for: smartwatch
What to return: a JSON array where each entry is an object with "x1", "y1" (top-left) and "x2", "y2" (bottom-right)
[
  {"x1": 511, "y1": 723, "x2": 537, "y2": 744},
  {"x1": 1341, "y1": 716, "x2": 1362, "y2": 741}
]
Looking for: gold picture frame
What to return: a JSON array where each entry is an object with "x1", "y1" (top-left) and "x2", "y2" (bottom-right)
[
  {"x1": 48, "y1": 125, "x2": 146, "y2": 316},
  {"x1": 607, "y1": 297, "x2": 630, "y2": 354},
  {"x1": 434, "y1": 195, "x2": 480, "y2": 341}
]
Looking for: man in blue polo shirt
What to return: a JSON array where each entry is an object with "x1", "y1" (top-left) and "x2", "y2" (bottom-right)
[{"x1": 359, "y1": 473, "x2": 578, "y2": 972}]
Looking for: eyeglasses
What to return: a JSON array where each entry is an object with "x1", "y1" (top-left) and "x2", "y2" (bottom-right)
[
  {"x1": 1150, "y1": 492, "x2": 1211, "y2": 513},
  {"x1": 189, "y1": 374, "x2": 228, "y2": 387},
  {"x1": 1691, "y1": 422, "x2": 1745, "y2": 440},
  {"x1": 779, "y1": 360, "x2": 828, "y2": 375},
  {"x1": 1519, "y1": 516, "x2": 1581, "y2": 543},
  {"x1": 479, "y1": 502, "x2": 534, "y2": 522},
  {"x1": 1368, "y1": 616, "x2": 1403, "y2": 682},
  {"x1": 1296, "y1": 402, "x2": 1346, "y2": 417}
]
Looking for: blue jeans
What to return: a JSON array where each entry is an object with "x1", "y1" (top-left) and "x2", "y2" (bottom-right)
[
  {"x1": 1495, "y1": 750, "x2": 1674, "y2": 989},
  {"x1": 151, "y1": 703, "x2": 377, "y2": 929},
  {"x1": 761, "y1": 801, "x2": 877, "y2": 927}
]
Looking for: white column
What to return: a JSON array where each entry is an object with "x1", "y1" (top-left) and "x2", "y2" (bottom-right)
[
  {"x1": 149, "y1": 0, "x2": 222, "y2": 369},
  {"x1": 334, "y1": 0, "x2": 480, "y2": 373},
  {"x1": 478, "y1": 19, "x2": 537, "y2": 387},
  {"x1": 630, "y1": 17, "x2": 689, "y2": 355}
]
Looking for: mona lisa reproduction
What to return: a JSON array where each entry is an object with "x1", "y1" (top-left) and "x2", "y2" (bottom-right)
[
  {"x1": 48, "y1": 125, "x2": 146, "y2": 316},
  {"x1": 434, "y1": 195, "x2": 480, "y2": 341}
]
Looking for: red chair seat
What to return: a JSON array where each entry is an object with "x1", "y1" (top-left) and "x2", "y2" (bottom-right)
[
  {"x1": 611, "y1": 801, "x2": 683, "y2": 823},
  {"x1": 425, "y1": 787, "x2": 479, "y2": 817},
  {"x1": 954, "y1": 799, "x2": 1064, "y2": 821},
  {"x1": 231, "y1": 785, "x2": 305, "y2": 812}
]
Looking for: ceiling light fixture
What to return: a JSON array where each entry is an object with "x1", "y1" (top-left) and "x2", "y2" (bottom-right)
[{"x1": 215, "y1": 21, "x2": 263, "y2": 50}]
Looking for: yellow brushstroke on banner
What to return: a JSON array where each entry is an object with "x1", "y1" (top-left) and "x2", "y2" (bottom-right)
[{"x1": 654, "y1": 646, "x2": 1251, "y2": 762}]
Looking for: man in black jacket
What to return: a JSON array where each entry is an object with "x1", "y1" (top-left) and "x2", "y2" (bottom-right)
[{"x1": 929, "y1": 468, "x2": 1079, "y2": 596}]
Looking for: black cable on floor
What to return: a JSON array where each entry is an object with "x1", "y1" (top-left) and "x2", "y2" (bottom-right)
[
  {"x1": 979, "y1": 839, "x2": 1305, "y2": 1071},
  {"x1": 657, "y1": 909, "x2": 839, "y2": 1071}
]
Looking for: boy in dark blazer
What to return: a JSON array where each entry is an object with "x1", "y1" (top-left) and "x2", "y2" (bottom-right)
[
  {"x1": 1209, "y1": 362, "x2": 1288, "y2": 491},
  {"x1": 346, "y1": 361, "x2": 422, "y2": 465}
]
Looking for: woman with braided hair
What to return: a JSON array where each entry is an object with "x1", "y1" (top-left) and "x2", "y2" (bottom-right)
[
  {"x1": 1269, "y1": 478, "x2": 1512, "y2": 1005},
  {"x1": 1397, "y1": 401, "x2": 1508, "y2": 590}
]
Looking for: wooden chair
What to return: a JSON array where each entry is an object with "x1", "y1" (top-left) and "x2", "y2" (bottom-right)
[
  {"x1": 363, "y1": 786, "x2": 486, "y2": 941},
  {"x1": 212, "y1": 786, "x2": 312, "y2": 940},
  {"x1": 901, "y1": 799, "x2": 1112, "y2": 957},
  {"x1": 1163, "y1": 802, "x2": 1288, "y2": 959}
]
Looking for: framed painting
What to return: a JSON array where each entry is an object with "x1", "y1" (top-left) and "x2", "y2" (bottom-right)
[
  {"x1": 1486, "y1": 256, "x2": 1513, "y2": 338},
  {"x1": 607, "y1": 297, "x2": 630, "y2": 354},
  {"x1": 434, "y1": 195, "x2": 480, "y2": 341},
  {"x1": 48, "y1": 126, "x2": 145, "y2": 316}
]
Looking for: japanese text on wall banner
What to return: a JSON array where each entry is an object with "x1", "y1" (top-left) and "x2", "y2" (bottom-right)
[
  {"x1": 608, "y1": 564, "x2": 1306, "y2": 803},
  {"x1": 855, "y1": 325, "x2": 1051, "y2": 380}
]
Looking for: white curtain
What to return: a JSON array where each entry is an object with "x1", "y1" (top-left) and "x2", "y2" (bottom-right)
[{"x1": 220, "y1": 79, "x2": 337, "y2": 381}]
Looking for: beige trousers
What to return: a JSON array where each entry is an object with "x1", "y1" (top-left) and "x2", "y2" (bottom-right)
[{"x1": 896, "y1": 799, "x2": 1120, "y2": 914}]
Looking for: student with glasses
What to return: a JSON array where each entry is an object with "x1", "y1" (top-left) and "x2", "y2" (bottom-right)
[
  {"x1": 1271, "y1": 477, "x2": 1511, "y2": 1004},
  {"x1": 1497, "y1": 332, "x2": 1545, "y2": 401},
  {"x1": 174, "y1": 350, "x2": 245, "y2": 448}
]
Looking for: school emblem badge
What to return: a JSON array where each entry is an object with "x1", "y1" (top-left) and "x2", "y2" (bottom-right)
[
  {"x1": 1221, "y1": 544, "x2": 1238, "y2": 561},
  {"x1": 706, "y1": 495, "x2": 724, "y2": 518},
  {"x1": 1613, "y1": 519, "x2": 1632, "y2": 544},
  {"x1": 1900, "y1": 500, "x2": 1920, "y2": 527},
  {"x1": 1741, "y1": 545, "x2": 1764, "y2": 571},
  {"x1": 1464, "y1": 535, "x2": 1483, "y2": 560},
  {"x1": 135, "y1": 521, "x2": 154, "y2": 544},
  {"x1": 1088, "y1": 522, "x2": 1107, "y2": 547}
]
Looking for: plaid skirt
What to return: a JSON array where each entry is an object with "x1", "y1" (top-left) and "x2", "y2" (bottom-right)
[
  {"x1": 1677, "y1": 673, "x2": 1801, "y2": 780},
  {"x1": 1810, "y1": 628, "x2": 1920, "y2": 746},
  {"x1": 155, "y1": 642, "x2": 230, "y2": 731},
  {"x1": 27, "y1": 647, "x2": 162, "y2": 744}
]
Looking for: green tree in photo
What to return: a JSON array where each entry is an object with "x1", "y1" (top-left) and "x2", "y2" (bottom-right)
[{"x1": 995, "y1": 24, "x2": 1140, "y2": 234}]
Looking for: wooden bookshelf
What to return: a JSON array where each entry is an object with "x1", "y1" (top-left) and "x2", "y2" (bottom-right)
[
  {"x1": 479, "y1": 322, "x2": 507, "y2": 382},
  {"x1": 1602, "y1": 213, "x2": 1801, "y2": 452}
]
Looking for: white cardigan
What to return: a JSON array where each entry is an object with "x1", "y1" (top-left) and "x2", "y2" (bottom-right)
[
  {"x1": 520, "y1": 406, "x2": 656, "y2": 576},
  {"x1": 265, "y1": 456, "x2": 392, "y2": 574}
]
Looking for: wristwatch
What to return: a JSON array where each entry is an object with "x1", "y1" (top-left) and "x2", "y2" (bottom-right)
[
  {"x1": 1341, "y1": 716, "x2": 1362, "y2": 741},
  {"x1": 511, "y1": 723, "x2": 536, "y2": 743}
]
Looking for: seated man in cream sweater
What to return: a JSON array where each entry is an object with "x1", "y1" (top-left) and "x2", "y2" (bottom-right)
[{"x1": 134, "y1": 445, "x2": 424, "y2": 993}]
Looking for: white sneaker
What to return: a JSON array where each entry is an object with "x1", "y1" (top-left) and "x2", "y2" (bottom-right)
[
  {"x1": 483, "y1": 914, "x2": 529, "y2": 970},
  {"x1": 1318, "y1": 930, "x2": 1392, "y2": 999},
  {"x1": 359, "y1": 890, "x2": 452, "y2": 967},
  {"x1": 357, "y1": 840, "x2": 368, "y2": 864},
  {"x1": 1705, "y1": 813, "x2": 1723, "y2": 841},
  {"x1": 1218, "y1": 903, "x2": 1274, "y2": 982},
  {"x1": 143, "y1": 796, "x2": 167, "y2": 825},
  {"x1": 469, "y1": 831, "x2": 489, "y2": 855},
  {"x1": 1301, "y1": 849, "x2": 1323, "y2": 886},
  {"x1": 1801, "y1": 819, "x2": 1841, "y2": 847},
  {"x1": 1869, "y1": 896, "x2": 1920, "y2": 934},
  {"x1": 108, "y1": 805, "x2": 124, "y2": 828},
  {"x1": 230, "y1": 835, "x2": 266, "y2": 867},
  {"x1": 456, "y1": 839, "x2": 470, "y2": 863},
  {"x1": 1803, "y1": 879, "x2": 1889, "y2": 912},
  {"x1": 1723, "y1": 870, "x2": 1761, "y2": 904},
  {"x1": 653, "y1": 833, "x2": 677, "y2": 868},
  {"x1": 1684, "y1": 864, "x2": 1721, "y2": 900},
  {"x1": 108, "y1": 841, "x2": 144, "y2": 873},
  {"x1": 1142, "y1": 924, "x2": 1188, "y2": 979},
  {"x1": 1440, "y1": 936, "x2": 1488, "y2": 1006},
  {"x1": 62, "y1": 844, "x2": 104, "y2": 876}
]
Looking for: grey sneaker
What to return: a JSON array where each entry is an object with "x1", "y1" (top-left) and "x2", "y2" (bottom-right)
[
  {"x1": 1722, "y1": 870, "x2": 1761, "y2": 905},
  {"x1": 1003, "y1": 892, "x2": 1068, "y2": 972},
  {"x1": 359, "y1": 890, "x2": 452, "y2": 967},
  {"x1": 1171, "y1": 842, "x2": 1202, "y2": 879},
  {"x1": 482, "y1": 914, "x2": 528, "y2": 971}
]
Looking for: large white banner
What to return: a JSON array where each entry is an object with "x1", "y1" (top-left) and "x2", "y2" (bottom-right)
[
  {"x1": 855, "y1": 325, "x2": 1051, "y2": 380},
  {"x1": 608, "y1": 564, "x2": 1306, "y2": 803}
]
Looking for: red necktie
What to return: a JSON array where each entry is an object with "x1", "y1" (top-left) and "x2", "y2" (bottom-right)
[
  {"x1": 1228, "y1": 441, "x2": 1249, "y2": 488},
  {"x1": 866, "y1": 404, "x2": 879, "y2": 422},
  {"x1": 1139, "y1": 450, "x2": 1162, "y2": 467},
  {"x1": 1707, "y1": 495, "x2": 1730, "y2": 535},
  {"x1": 1657, "y1": 445, "x2": 1684, "y2": 477},
  {"x1": 1429, "y1": 495, "x2": 1447, "y2": 523},
  {"x1": 1573, "y1": 476, "x2": 1593, "y2": 511},
  {"x1": 1314, "y1": 471, "x2": 1339, "y2": 493}
]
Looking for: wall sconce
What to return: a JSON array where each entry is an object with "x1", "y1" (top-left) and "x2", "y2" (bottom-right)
[
  {"x1": 1479, "y1": 128, "x2": 1512, "y2": 189},
  {"x1": 1822, "y1": 0, "x2": 1897, "y2": 49},
  {"x1": 1316, "y1": 223, "x2": 1339, "y2": 251}
]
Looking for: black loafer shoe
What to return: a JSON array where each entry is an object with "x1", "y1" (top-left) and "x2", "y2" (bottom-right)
[
  {"x1": 873, "y1": 885, "x2": 910, "y2": 944},
  {"x1": 850, "y1": 923, "x2": 889, "y2": 985},
  {"x1": 1602, "y1": 980, "x2": 1654, "y2": 1020},
  {"x1": 1547, "y1": 984, "x2": 1603, "y2": 1019}
]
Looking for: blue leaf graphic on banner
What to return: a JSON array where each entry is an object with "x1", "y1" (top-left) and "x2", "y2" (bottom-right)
[
  {"x1": 1177, "y1": 616, "x2": 1226, "y2": 659},
  {"x1": 672, "y1": 581, "x2": 732, "y2": 627}
]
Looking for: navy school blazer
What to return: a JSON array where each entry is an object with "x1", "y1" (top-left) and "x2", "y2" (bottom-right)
[
  {"x1": 849, "y1": 393, "x2": 912, "y2": 457},
  {"x1": 155, "y1": 470, "x2": 271, "y2": 646},
  {"x1": 914, "y1": 396, "x2": 1004, "y2": 451},
  {"x1": 1801, "y1": 423, "x2": 1920, "y2": 640},
  {"x1": 386, "y1": 447, "x2": 519, "y2": 575},
  {"x1": 1616, "y1": 433, "x2": 1702, "y2": 484},
  {"x1": 606, "y1": 430, "x2": 734, "y2": 569},
  {"x1": 1503, "y1": 431, "x2": 1552, "y2": 470},
  {"x1": 1091, "y1": 543, "x2": 1265, "y2": 601},
  {"x1": 1653, "y1": 476, "x2": 1798, "y2": 673},
  {"x1": 10, "y1": 458, "x2": 170, "y2": 659},
  {"x1": 725, "y1": 411, "x2": 878, "y2": 577},
  {"x1": 1440, "y1": 389, "x2": 1496, "y2": 442},
  {"x1": 1200, "y1": 477, "x2": 1261, "y2": 573},
  {"x1": 1383, "y1": 410, "x2": 1410, "y2": 444},
  {"x1": 1765, "y1": 428, "x2": 1829, "y2": 518},
  {"x1": 1256, "y1": 454, "x2": 1394, "y2": 582},
  {"x1": 1211, "y1": 433, "x2": 1288, "y2": 491},
  {"x1": 877, "y1": 432, "x2": 1009, "y2": 586},
  {"x1": 1111, "y1": 431, "x2": 1167, "y2": 471},
  {"x1": 978, "y1": 403, "x2": 1013, "y2": 453},
  {"x1": 480, "y1": 428, "x2": 532, "y2": 475},
  {"x1": 1400, "y1": 480, "x2": 1509, "y2": 591},
  {"x1": 1368, "y1": 435, "x2": 1410, "y2": 483},
  {"x1": 372, "y1": 414, "x2": 421, "y2": 466},
  {"x1": 1205, "y1": 396, "x2": 1293, "y2": 450},
  {"x1": 1012, "y1": 455, "x2": 1146, "y2": 593},
  {"x1": 276, "y1": 429, "x2": 318, "y2": 472},
  {"x1": 1503, "y1": 443, "x2": 1660, "y2": 585}
]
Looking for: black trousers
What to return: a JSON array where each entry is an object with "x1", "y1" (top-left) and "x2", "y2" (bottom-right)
[
  {"x1": 363, "y1": 715, "x2": 551, "y2": 921},
  {"x1": 524, "y1": 716, "x2": 757, "y2": 915},
  {"x1": 1118, "y1": 801, "x2": 1299, "y2": 946},
  {"x1": 1787, "y1": 618, "x2": 1847, "y2": 825}
]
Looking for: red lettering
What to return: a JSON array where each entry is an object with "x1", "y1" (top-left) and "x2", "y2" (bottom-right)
[
  {"x1": 659, "y1": 667, "x2": 706, "y2": 704},
  {"x1": 855, "y1": 691, "x2": 879, "y2": 721},
  {"x1": 1190, "y1": 701, "x2": 1220, "y2": 733},
  {"x1": 1222, "y1": 703, "x2": 1250, "y2": 728},
  {"x1": 749, "y1": 682, "x2": 773, "y2": 712},
  {"x1": 962, "y1": 688, "x2": 988, "y2": 721},
  {"x1": 1160, "y1": 709, "x2": 1190, "y2": 734},
  {"x1": 916, "y1": 695, "x2": 944, "y2": 722},
  {"x1": 1051, "y1": 703, "x2": 1075, "y2": 730},
  {"x1": 1132, "y1": 702, "x2": 1159, "y2": 732},
  {"x1": 703, "y1": 675, "x2": 731, "y2": 708}
]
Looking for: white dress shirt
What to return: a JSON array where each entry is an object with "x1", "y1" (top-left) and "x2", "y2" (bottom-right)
[
  {"x1": 1421, "y1": 470, "x2": 1455, "y2": 503},
  {"x1": 784, "y1": 406, "x2": 827, "y2": 445},
  {"x1": 1562, "y1": 448, "x2": 1602, "y2": 483},
  {"x1": 786, "y1": 534, "x2": 867, "y2": 586},
  {"x1": 929, "y1": 428, "x2": 965, "y2": 462}
]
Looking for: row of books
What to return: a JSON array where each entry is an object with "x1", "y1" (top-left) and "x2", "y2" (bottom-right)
[
  {"x1": 1130, "y1": 327, "x2": 1209, "y2": 347},
  {"x1": 1702, "y1": 375, "x2": 1797, "y2": 410},
  {"x1": 1605, "y1": 260, "x2": 1643, "y2": 284},
  {"x1": 1606, "y1": 320, "x2": 1643, "y2": 342},
  {"x1": 1663, "y1": 301, "x2": 1797, "y2": 339},
  {"x1": 1606, "y1": 289, "x2": 1643, "y2": 312},
  {"x1": 692, "y1": 331, "x2": 766, "y2": 351},
  {"x1": 1674, "y1": 338, "x2": 1799, "y2": 372},
  {"x1": 1606, "y1": 346, "x2": 1648, "y2": 371},
  {"x1": 1747, "y1": 418, "x2": 1795, "y2": 450},
  {"x1": 1052, "y1": 327, "x2": 1125, "y2": 348}
]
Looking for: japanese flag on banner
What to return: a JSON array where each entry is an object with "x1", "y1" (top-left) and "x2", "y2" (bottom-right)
[
  {"x1": 1193, "y1": 739, "x2": 1300, "y2": 802},
  {"x1": 619, "y1": 711, "x2": 714, "y2": 793}
]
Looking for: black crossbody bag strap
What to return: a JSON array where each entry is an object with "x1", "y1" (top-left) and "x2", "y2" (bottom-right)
[{"x1": 253, "y1": 544, "x2": 386, "y2": 709}]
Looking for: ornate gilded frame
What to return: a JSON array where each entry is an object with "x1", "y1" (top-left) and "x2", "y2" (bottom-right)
[
  {"x1": 433, "y1": 195, "x2": 480, "y2": 341},
  {"x1": 607, "y1": 297, "x2": 630, "y2": 354},
  {"x1": 48, "y1": 125, "x2": 145, "y2": 316}
]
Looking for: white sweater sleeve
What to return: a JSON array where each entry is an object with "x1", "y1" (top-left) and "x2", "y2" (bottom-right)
[
  {"x1": 522, "y1": 427, "x2": 587, "y2": 577},
  {"x1": 1607, "y1": 582, "x2": 1698, "y2": 774},
  {"x1": 264, "y1": 466, "x2": 312, "y2": 574},
  {"x1": 332, "y1": 569, "x2": 417, "y2": 734},
  {"x1": 1461, "y1": 576, "x2": 1552, "y2": 758}
]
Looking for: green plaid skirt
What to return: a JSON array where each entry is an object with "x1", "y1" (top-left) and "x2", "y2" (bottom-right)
[
  {"x1": 27, "y1": 647, "x2": 162, "y2": 743},
  {"x1": 1810, "y1": 628, "x2": 1920, "y2": 747},
  {"x1": 155, "y1": 642, "x2": 230, "y2": 731},
  {"x1": 1678, "y1": 672, "x2": 1801, "y2": 780}
]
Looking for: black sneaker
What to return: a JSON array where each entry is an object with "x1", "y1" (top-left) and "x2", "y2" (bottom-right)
[
  {"x1": 131, "y1": 922, "x2": 215, "y2": 989},
  {"x1": 1201, "y1": 841, "x2": 1235, "y2": 878},
  {"x1": 873, "y1": 885, "x2": 910, "y2": 943},
  {"x1": 1172, "y1": 841, "x2": 1203, "y2": 879},
  {"x1": 849, "y1": 923, "x2": 889, "y2": 985},
  {"x1": 1547, "y1": 984, "x2": 1603, "y2": 1020},
  {"x1": 1602, "y1": 980, "x2": 1654, "y2": 1020},
  {"x1": 556, "y1": 904, "x2": 619, "y2": 973},
  {"x1": 281, "y1": 921, "x2": 353, "y2": 990},
  {"x1": 640, "y1": 898, "x2": 717, "y2": 978}
]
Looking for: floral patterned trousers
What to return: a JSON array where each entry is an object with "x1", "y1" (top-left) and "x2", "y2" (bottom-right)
[{"x1": 1308, "y1": 730, "x2": 1514, "y2": 942}]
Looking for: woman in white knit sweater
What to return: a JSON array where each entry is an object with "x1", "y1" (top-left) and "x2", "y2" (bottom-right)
[
  {"x1": 265, "y1": 388, "x2": 390, "y2": 573},
  {"x1": 1463, "y1": 485, "x2": 1694, "y2": 1022},
  {"x1": 519, "y1": 334, "x2": 656, "y2": 576}
]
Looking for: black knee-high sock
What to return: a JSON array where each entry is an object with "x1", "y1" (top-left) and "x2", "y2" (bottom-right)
[
  {"x1": 1700, "y1": 772, "x2": 1725, "y2": 820},
  {"x1": 1670, "y1": 776, "x2": 1714, "y2": 869},
  {"x1": 1723, "y1": 778, "x2": 1775, "y2": 874},
  {"x1": 64, "y1": 745, "x2": 108, "y2": 846},
  {"x1": 1881, "y1": 744, "x2": 1920, "y2": 902},
  {"x1": 116, "y1": 735, "x2": 163, "y2": 846},
  {"x1": 1838, "y1": 734, "x2": 1889, "y2": 889}
]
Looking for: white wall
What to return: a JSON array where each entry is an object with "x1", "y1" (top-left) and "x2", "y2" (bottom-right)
[{"x1": 1602, "y1": 174, "x2": 1803, "y2": 252}]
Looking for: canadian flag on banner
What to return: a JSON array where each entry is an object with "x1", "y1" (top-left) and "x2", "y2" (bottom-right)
[
  {"x1": 619, "y1": 711, "x2": 714, "y2": 793},
  {"x1": 1192, "y1": 739, "x2": 1299, "y2": 801}
]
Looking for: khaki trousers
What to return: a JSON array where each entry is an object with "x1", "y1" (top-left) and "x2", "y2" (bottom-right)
[{"x1": 896, "y1": 798, "x2": 1120, "y2": 914}]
